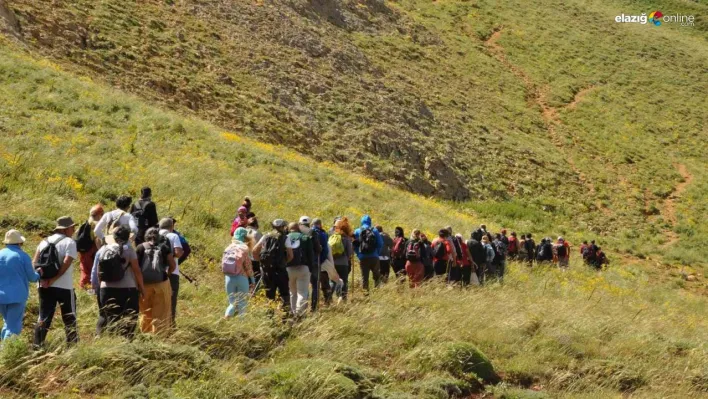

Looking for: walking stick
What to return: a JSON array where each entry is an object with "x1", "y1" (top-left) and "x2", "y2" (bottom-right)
[
  {"x1": 250, "y1": 274, "x2": 264, "y2": 298},
  {"x1": 180, "y1": 270, "x2": 198, "y2": 287}
]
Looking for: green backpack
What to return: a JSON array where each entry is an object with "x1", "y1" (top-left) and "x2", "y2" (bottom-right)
[{"x1": 328, "y1": 233, "x2": 345, "y2": 257}]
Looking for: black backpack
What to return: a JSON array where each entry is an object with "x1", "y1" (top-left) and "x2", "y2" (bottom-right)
[
  {"x1": 556, "y1": 244, "x2": 567, "y2": 258},
  {"x1": 260, "y1": 234, "x2": 285, "y2": 269},
  {"x1": 131, "y1": 200, "x2": 152, "y2": 229},
  {"x1": 35, "y1": 236, "x2": 69, "y2": 280},
  {"x1": 75, "y1": 221, "x2": 94, "y2": 253},
  {"x1": 287, "y1": 234, "x2": 303, "y2": 267},
  {"x1": 525, "y1": 239, "x2": 536, "y2": 255},
  {"x1": 98, "y1": 244, "x2": 128, "y2": 282},
  {"x1": 359, "y1": 228, "x2": 377, "y2": 254},
  {"x1": 433, "y1": 240, "x2": 447, "y2": 259},
  {"x1": 452, "y1": 237, "x2": 463, "y2": 260},
  {"x1": 139, "y1": 242, "x2": 168, "y2": 284},
  {"x1": 494, "y1": 240, "x2": 507, "y2": 260},
  {"x1": 406, "y1": 241, "x2": 421, "y2": 262}
]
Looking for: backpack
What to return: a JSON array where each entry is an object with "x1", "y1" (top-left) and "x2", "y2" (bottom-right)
[
  {"x1": 131, "y1": 200, "x2": 152, "y2": 229},
  {"x1": 140, "y1": 243, "x2": 168, "y2": 284},
  {"x1": 176, "y1": 231, "x2": 191, "y2": 264},
  {"x1": 221, "y1": 242, "x2": 249, "y2": 275},
  {"x1": 556, "y1": 244, "x2": 567, "y2": 258},
  {"x1": 359, "y1": 228, "x2": 377, "y2": 255},
  {"x1": 525, "y1": 239, "x2": 536, "y2": 255},
  {"x1": 260, "y1": 234, "x2": 285, "y2": 269},
  {"x1": 107, "y1": 211, "x2": 125, "y2": 234},
  {"x1": 406, "y1": 241, "x2": 421, "y2": 262},
  {"x1": 35, "y1": 236, "x2": 69, "y2": 280},
  {"x1": 288, "y1": 234, "x2": 304, "y2": 267},
  {"x1": 433, "y1": 240, "x2": 447, "y2": 259},
  {"x1": 98, "y1": 244, "x2": 128, "y2": 282},
  {"x1": 75, "y1": 221, "x2": 94, "y2": 253},
  {"x1": 328, "y1": 233, "x2": 345, "y2": 257},
  {"x1": 494, "y1": 240, "x2": 507, "y2": 260},
  {"x1": 392, "y1": 237, "x2": 407, "y2": 260},
  {"x1": 452, "y1": 237, "x2": 463, "y2": 260},
  {"x1": 508, "y1": 237, "x2": 518, "y2": 253}
]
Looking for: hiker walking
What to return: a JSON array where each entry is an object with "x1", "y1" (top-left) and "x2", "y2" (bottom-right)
[
  {"x1": 130, "y1": 187, "x2": 159, "y2": 245},
  {"x1": 33, "y1": 216, "x2": 79, "y2": 347},
  {"x1": 353, "y1": 215, "x2": 383, "y2": 292},
  {"x1": 286, "y1": 223, "x2": 313, "y2": 317},
  {"x1": 312, "y1": 218, "x2": 342, "y2": 306},
  {"x1": 466, "y1": 233, "x2": 486, "y2": 286},
  {"x1": 246, "y1": 217, "x2": 263, "y2": 289},
  {"x1": 230, "y1": 206, "x2": 249, "y2": 237},
  {"x1": 93, "y1": 225, "x2": 145, "y2": 340},
  {"x1": 390, "y1": 227, "x2": 408, "y2": 280},
  {"x1": 159, "y1": 218, "x2": 184, "y2": 326},
  {"x1": 456, "y1": 234, "x2": 473, "y2": 286},
  {"x1": 76, "y1": 204, "x2": 104, "y2": 289},
  {"x1": 481, "y1": 235, "x2": 495, "y2": 282},
  {"x1": 0, "y1": 230, "x2": 41, "y2": 340},
  {"x1": 536, "y1": 238, "x2": 553, "y2": 264},
  {"x1": 94, "y1": 196, "x2": 138, "y2": 246},
  {"x1": 298, "y1": 217, "x2": 321, "y2": 310},
  {"x1": 378, "y1": 226, "x2": 394, "y2": 283},
  {"x1": 553, "y1": 236, "x2": 570, "y2": 270},
  {"x1": 518, "y1": 234, "x2": 528, "y2": 261},
  {"x1": 507, "y1": 232, "x2": 519, "y2": 260},
  {"x1": 524, "y1": 233, "x2": 536, "y2": 266},
  {"x1": 221, "y1": 227, "x2": 254, "y2": 319},
  {"x1": 404, "y1": 230, "x2": 425, "y2": 288},
  {"x1": 492, "y1": 233, "x2": 507, "y2": 280},
  {"x1": 137, "y1": 227, "x2": 175, "y2": 333},
  {"x1": 448, "y1": 229, "x2": 463, "y2": 284},
  {"x1": 431, "y1": 229, "x2": 452, "y2": 277},
  {"x1": 420, "y1": 233, "x2": 434, "y2": 280},
  {"x1": 331, "y1": 218, "x2": 354, "y2": 303},
  {"x1": 253, "y1": 219, "x2": 293, "y2": 314}
]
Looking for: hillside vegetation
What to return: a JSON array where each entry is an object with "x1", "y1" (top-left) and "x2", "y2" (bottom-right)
[
  {"x1": 1, "y1": 0, "x2": 707, "y2": 265},
  {"x1": 0, "y1": 32, "x2": 707, "y2": 399}
]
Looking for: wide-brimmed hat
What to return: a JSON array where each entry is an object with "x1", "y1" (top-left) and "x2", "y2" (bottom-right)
[
  {"x1": 54, "y1": 216, "x2": 76, "y2": 231},
  {"x1": 3, "y1": 229, "x2": 26, "y2": 245}
]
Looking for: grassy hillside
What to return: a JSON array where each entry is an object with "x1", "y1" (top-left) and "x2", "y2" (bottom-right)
[
  {"x1": 1, "y1": 0, "x2": 707, "y2": 265},
  {"x1": 0, "y1": 36, "x2": 707, "y2": 399}
]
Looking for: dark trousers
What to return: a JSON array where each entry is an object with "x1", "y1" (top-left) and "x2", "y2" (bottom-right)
[
  {"x1": 448, "y1": 266, "x2": 462, "y2": 283},
  {"x1": 461, "y1": 266, "x2": 472, "y2": 286},
  {"x1": 359, "y1": 257, "x2": 381, "y2": 291},
  {"x1": 312, "y1": 271, "x2": 331, "y2": 309},
  {"x1": 169, "y1": 274, "x2": 180, "y2": 327},
  {"x1": 434, "y1": 260, "x2": 448, "y2": 276},
  {"x1": 334, "y1": 263, "x2": 350, "y2": 301},
  {"x1": 98, "y1": 287, "x2": 139, "y2": 340},
  {"x1": 34, "y1": 287, "x2": 78, "y2": 347},
  {"x1": 423, "y1": 261, "x2": 435, "y2": 280},
  {"x1": 263, "y1": 266, "x2": 290, "y2": 311},
  {"x1": 95, "y1": 291, "x2": 106, "y2": 335},
  {"x1": 476, "y1": 264, "x2": 486, "y2": 285},
  {"x1": 392, "y1": 258, "x2": 407, "y2": 277},
  {"x1": 380, "y1": 259, "x2": 391, "y2": 282}
]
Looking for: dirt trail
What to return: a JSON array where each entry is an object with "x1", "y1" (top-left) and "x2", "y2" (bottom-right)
[
  {"x1": 484, "y1": 28, "x2": 599, "y2": 201},
  {"x1": 662, "y1": 163, "x2": 693, "y2": 246}
]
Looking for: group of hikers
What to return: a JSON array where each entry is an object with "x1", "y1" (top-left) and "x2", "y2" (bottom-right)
[{"x1": 0, "y1": 188, "x2": 609, "y2": 342}]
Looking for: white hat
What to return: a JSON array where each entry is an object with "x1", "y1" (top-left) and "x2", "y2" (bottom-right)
[
  {"x1": 298, "y1": 216, "x2": 311, "y2": 225},
  {"x1": 3, "y1": 229, "x2": 26, "y2": 245}
]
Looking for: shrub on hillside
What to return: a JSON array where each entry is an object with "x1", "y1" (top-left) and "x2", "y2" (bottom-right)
[{"x1": 407, "y1": 341, "x2": 499, "y2": 386}]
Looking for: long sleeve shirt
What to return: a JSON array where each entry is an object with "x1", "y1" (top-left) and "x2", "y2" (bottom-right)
[{"x1": 0, "y1": 246, "x2": 40, "y2": 304}]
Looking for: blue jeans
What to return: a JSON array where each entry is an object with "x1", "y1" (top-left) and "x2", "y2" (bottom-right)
[
  {"x1": 0, "y1": 302, "x2": 26, "y2": 340},
  {"x1": 225, "y1": 275, "x2": 250, "y2": 318}
]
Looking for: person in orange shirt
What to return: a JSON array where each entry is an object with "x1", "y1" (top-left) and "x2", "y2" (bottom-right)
[{"x1": 431, "y1": 229, "x2": 452, "y2": 276}]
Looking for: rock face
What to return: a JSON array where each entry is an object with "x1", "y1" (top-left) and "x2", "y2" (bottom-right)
[{"x1": 0, "y1": 0, "x2": 22, "y2": 39}]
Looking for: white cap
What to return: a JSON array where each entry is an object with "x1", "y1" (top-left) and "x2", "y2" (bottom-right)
[{"x1": 299, "y1": 216, "x2": 311, "y2": 225}]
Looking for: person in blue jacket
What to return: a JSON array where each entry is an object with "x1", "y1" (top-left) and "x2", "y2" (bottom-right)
[
  {"x1": 353, "y1": 215, "x2": 384, "y2": 291},
  {"x1": 0, "y1": 230, "x2": 41, "y2": 340}
]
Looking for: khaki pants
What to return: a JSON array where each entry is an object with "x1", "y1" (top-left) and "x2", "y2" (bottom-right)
[{"x1": 139, "y1": 280, "x2": 172, "y2": 335}]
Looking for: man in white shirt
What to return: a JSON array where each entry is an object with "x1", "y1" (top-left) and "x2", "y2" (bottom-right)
[
  {"x1": 94, "y1": 195, "x2": 138, "y2": 246},
  {"x1": 33, "y1": 216, "x2": 79, "y2": 347},
  {"x1": 159, "y1": 218, "x2": 183, "y2": 327}
]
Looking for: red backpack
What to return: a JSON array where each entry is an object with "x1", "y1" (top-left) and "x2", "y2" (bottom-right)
[
  {"x1": 508, "y1": 237, "x2": 518, "y2": 253},
  {"x1": 392, "y1": 237, "x2": 407, "y2": 259}
]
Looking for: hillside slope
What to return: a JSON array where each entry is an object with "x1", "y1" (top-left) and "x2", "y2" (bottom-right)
[
  {"x1": 1, "y1": 0, "x2": 706, "y2": 265},
  {"x1": 0, "y1": 35, "x2": 707, "y2": 399}
]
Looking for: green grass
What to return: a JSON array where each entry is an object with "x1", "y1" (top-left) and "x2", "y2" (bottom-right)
[{"x1": 0, "y1": 4, "x2": 706, "y2": 398}]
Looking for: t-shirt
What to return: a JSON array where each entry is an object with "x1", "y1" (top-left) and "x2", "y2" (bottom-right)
[
  {"x1": 36, "y1": 233, "x2": 77, "y2": 290},
  {"x1": 160, "y1": 229, "x2": 183, "y2": 275},
  {"x1": 94, "y1": 209, "x2": 138, "y2": 241},
  {"x1": 95, "y1": 243, "x2": 138, "y2": 289},
  {"x1": 246, "y1": 227, "x2": 263, "y2": 261}
]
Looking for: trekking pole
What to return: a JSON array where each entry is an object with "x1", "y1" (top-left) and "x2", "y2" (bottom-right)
[
  {"x1": 250, "y1": 274, "x2": 264, "y2": 298},
  {"x1": 180, "y1": 271, "x2": 198, "y2": 287},
  {"x1": 312, "y1": 256, "x2": 321, "y2": 312}
]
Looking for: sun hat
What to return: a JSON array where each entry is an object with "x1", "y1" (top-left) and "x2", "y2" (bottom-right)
[
  {"x1": 54, "y1": 216, "x2": 76, "y2": 231},
  {"x1": 3, "y1": 229, "x2": 26, "y2": 245}
]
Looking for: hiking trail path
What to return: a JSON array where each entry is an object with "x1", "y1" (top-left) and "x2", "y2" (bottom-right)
[{"x1": 662, "y1": 163, "x2": 692, "y2": 247}]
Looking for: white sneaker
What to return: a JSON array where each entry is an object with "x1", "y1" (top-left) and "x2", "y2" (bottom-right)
[{"x1": 334, "y1": 279, "x2": 344, "y2": 296}]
